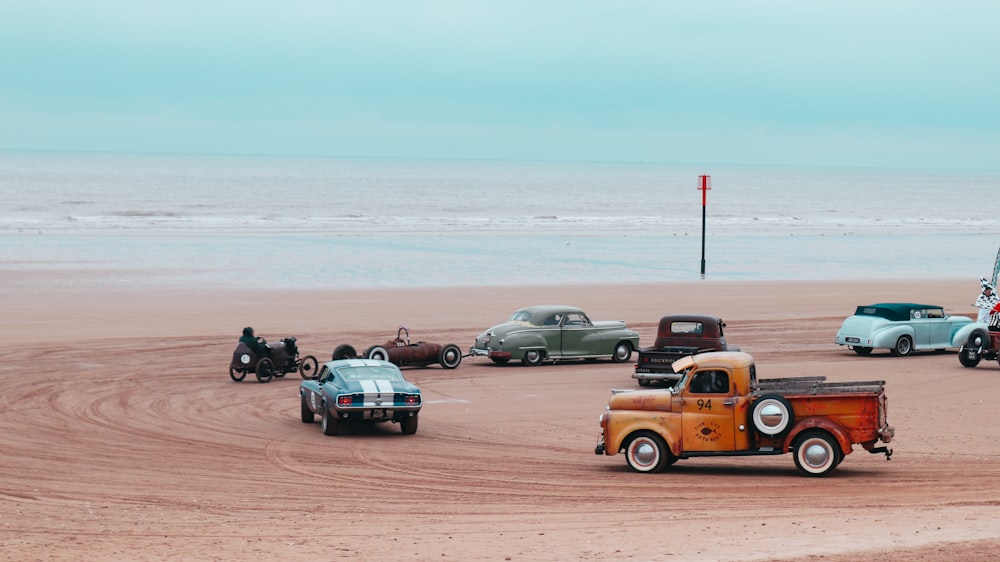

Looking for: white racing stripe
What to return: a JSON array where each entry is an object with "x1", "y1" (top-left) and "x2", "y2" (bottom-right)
[{"x1": 357, "y1": 379, "x2": 399, "y2": 407}]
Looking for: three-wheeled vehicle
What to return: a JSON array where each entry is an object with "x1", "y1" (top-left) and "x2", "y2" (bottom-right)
[{"x1": 230, "y1": 336, "x2": 319, "y2": 383}]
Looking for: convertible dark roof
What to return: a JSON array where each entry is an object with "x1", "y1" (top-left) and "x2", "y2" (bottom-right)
[{"x1": 854, "y1": 303, "x2": 943, "y2": 322}]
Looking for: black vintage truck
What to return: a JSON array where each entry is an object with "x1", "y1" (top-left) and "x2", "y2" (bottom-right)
[{"x1": 632, "y1": 314, "x2": 739, "y2": 386}]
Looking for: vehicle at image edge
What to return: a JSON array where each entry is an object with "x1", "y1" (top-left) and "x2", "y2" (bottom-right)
[
  {"x1": 469, "y1": 304, "x2": 640, "y2": 366},
  {"x1": 834, "y1": 302, "x2": 972, "y2": 357},
  {"x1": 230, "y1": 336, "x2": 319, "y2": 383},
  {"x1": 633, "y1": 314, "x2": 739, "y2": 386},
  {"x1": 331, "y1": 326, "x2": 463, "y2": 369},
  {"x1": 955, "y1": 301, "x2": 1000, "y2": 368},
  {"x1": 299, "y1": 358, "x2": 421, "y2": 435},
  {"x1": 595, "y1": 351, "x2": 894, "y2": 477}
]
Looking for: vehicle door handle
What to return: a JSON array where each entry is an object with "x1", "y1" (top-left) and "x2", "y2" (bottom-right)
[{"x1": 722, "y1": 398, "x2": 736, "y2": 406}]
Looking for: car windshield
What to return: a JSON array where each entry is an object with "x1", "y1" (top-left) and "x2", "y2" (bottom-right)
[{"x1": 334, "y1": 366, "x2": 404, "y2": 382}]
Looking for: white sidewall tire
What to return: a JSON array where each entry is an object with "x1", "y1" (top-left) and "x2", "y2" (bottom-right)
[{"x1": 750, "y1": 395, "x2": 793, "y2": 437}]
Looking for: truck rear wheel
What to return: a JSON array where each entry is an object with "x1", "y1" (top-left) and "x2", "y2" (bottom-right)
[
  {"x1": 624, "y1": 431, "x2": 672, "y2": 473},
  {"x1": 793, "y1": 430, "x2": 841, "y2": 477}
]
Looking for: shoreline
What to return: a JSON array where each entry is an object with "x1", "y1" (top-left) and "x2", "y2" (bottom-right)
[{"x1": 4, "y1": 277, "x2": 979, "y2": 345}]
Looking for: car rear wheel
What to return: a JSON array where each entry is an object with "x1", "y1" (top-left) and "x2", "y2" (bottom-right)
[
  {"x1": 298, "y1": 355, "x2": 319, "y2": 379},
  {"x1": 300, "y1": 394, "x2": 315, "y2": 423},
  {"x1": 321, "y1": 406, "x2": 339, "y2": 436},
  {"x1": 852, "y1": 346, "x2": 873, "y2": 356},
  {"x1": 400, "y1": 413, "x2": 419, "y2": 435},
  {"x1": 611, "y1": 341, "x2": 633, "y2": 363},
  {"x1": 255, "y1": 358, "x2": 274, "y2": 383},
  {"x1": 522, "y1": 349, "x2": 544, "y2": 366},
  {"x1": 890, "y1": 336, "x2": 913, "y2": 357},
  {"x1": 439, "y1": 344, "x2": 462, "y2": 369}
]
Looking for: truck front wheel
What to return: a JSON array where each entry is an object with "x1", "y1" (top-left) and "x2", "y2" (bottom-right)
[
  {"x1": 793, "y1": 431, "x2": 841, "y2": 477},
  {"x1": 624, "y1": 431, "x2": 673, "y2": 473}
]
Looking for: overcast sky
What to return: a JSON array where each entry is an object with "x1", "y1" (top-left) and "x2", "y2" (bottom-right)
[{"x1": 1, "y1": 1, "x2": 997, "y2": 169}]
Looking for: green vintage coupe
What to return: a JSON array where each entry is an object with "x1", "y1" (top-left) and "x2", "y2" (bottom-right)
[{"x1": 469, "y1": 305, "x2": 640, "y2": 366}]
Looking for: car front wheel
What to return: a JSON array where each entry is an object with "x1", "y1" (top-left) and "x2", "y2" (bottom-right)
[
  {"x1": 522, "y1": 349, "x2": 544, "y2": 366},
  {"x1": 300, "y1": 394, "x2": 315, "y2": 423}
]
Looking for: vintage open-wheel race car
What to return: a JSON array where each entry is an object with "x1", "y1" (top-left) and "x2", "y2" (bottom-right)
[
  {"x1": 331, "y1": 326, "x2": 463, "y2": 370},
  {"x1": 230, "y1": 336, "x2": 319, "y2": 383}
]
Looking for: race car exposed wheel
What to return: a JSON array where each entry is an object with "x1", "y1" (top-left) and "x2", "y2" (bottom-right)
[
  {"x1": 624, "y1": 431, "x2": 672, "y2": 473},
  {"x1": 300, "y1": 394, "x2": 315, "y2": 423},
  {"x1": 400, "y1": 413, "x2": 419, "y2": 435},
  {"x1": 299, "y1": 355, "x2": 320, "y2": 379},
  {"x1": 321, "y1": 406, "x2": 339, "y2": 436},
  {"x1": 611, "y1": 341, "x2": 633, "y2": 363},
  {"x1": 366, "y1": 346, "x2": 390, "y2": 362},
  {"x1": 959, "y1": 345, "x2": 982, "y2": 368},
  {"x1": 749, "y1": 394, "x2": 794, "y2": 438},
  {"x1": 890, "y1": 335, "x2": 913, "y2": 357},
  {"x1": 793, "y1": 430, "x2": 841, "y2": 477},
  {"x1": 852, "y1": 346, "x2": 873, "y2": 356},
  {"x1": 439, "y1": 344, "x2": 462, "y2": 369},
  {"x1": 490, "y1": 357, "x2": 510, "y2": 365},
  {"x1": 332, "y1": 344, "x2": 357, "y2": 360},
  {"x1": 229, "y1": 366, "x2": 246, "y2": 382},
  {"x1": 255, "y1": 358, "x2": 274, "y2": 383},
  {"x1": 522, "y1": 349, "x2": 544, "y2": 366}
]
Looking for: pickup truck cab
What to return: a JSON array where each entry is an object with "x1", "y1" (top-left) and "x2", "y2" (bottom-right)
[
  {"x1": 633, "y1": 315, "x2": 738, "y2": 386},
  {"x1": 597, "y1": 351, "x2": 894, "y2": 477}
]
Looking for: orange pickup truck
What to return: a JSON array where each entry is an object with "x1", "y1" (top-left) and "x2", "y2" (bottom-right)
[{"x1": 595, "y1": 351, "x2": 894, "y2": 476}]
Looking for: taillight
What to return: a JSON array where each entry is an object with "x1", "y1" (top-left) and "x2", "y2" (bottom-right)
[
  {"x1": 337, "y1": 395, "x2": 353, "y2": 407},
  {"x1": 404, "y1": 395, "x2": 420, "y2": 406}
]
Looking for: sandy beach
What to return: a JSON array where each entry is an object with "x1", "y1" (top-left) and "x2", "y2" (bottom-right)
[{"x1": 3, "y1": 277, "x2": 1000, "y2": 561}]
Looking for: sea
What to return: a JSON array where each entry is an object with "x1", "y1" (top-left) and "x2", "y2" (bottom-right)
[{"x1": 2, "y1": 151, "x2": 998, "y2": 290}]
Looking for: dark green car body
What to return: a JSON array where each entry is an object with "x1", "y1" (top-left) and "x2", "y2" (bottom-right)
[{"x1": 469, "y1": 305, "x2": 640, "y2": 366}]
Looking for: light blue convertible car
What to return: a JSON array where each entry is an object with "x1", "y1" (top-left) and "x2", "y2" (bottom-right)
[{"x1": 835, "y1": 303, "x2": 972, "y2": 356}]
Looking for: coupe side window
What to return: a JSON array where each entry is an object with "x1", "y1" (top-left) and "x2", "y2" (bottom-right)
[{"x1": 318, "y1": 366, "x2": 331, "y2": 383}]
